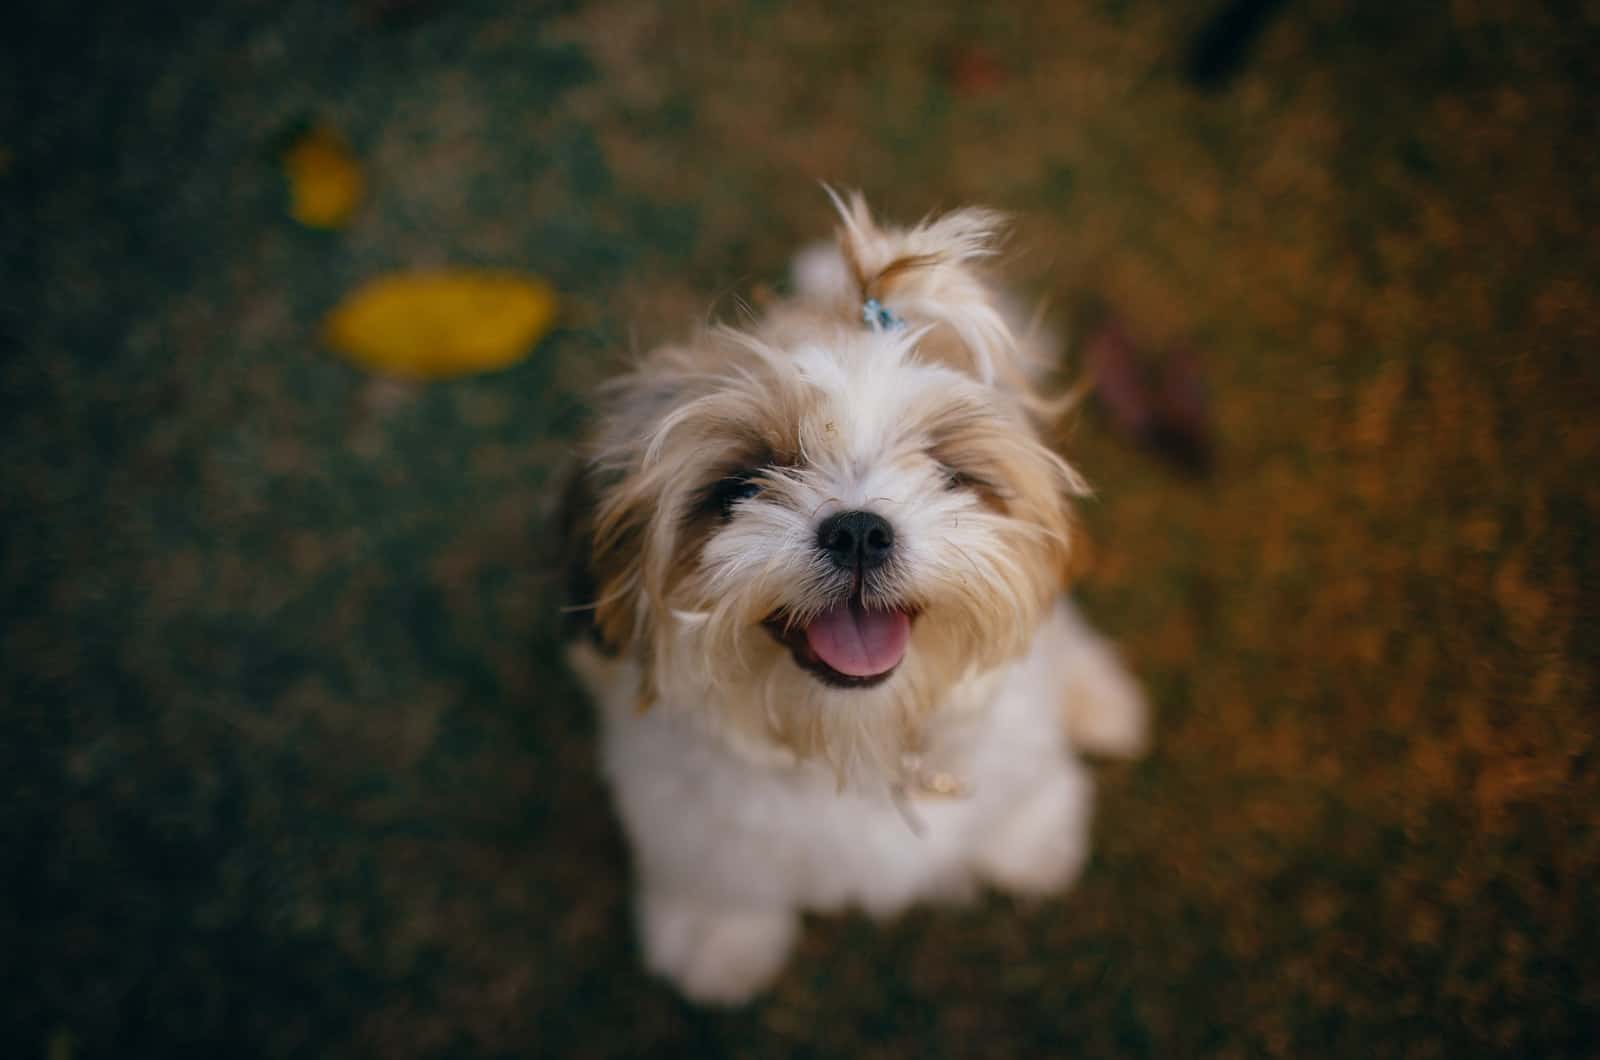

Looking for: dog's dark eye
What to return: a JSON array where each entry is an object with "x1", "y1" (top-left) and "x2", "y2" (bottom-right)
[
  {"x1": 711, "y1": 474, "x2": 763, "y2": 516},
  {"x1": 938, "y1": 462, "x2": 988, "y2": 493},
  {"x1": 935, "y1": 458, "x2": 1008, "y2": 509},
  {"x1": 942, "y1": 467, "x2": 974, "y2": 491}
]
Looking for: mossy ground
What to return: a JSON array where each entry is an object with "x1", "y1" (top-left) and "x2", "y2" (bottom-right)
[{"x1": 4, "y1": 1, "x2": 1597, "y2": 1056}]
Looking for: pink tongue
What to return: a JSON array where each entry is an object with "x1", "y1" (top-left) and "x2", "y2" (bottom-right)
[{"x1": 804, "y1": 604, "x2": 911, "y2": 678}]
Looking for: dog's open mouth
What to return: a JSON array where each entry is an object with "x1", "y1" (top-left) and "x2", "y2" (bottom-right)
[{"x1": 763, "y1": 599, "x2": 913, "y2": 689}]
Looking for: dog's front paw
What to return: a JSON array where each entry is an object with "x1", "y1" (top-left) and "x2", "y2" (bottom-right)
[
  {"x1": 1053, "y1": 601, "x2": 1150, "y2": 759},
  {"x1": 973, "y1": 767, "x2": 1092, "y2": 898},
  {"x1": 638, "y1": 893, "x2": 798, "y2": 1005},
  {"x1": 1064, "y1": 637, "x2": 1150, "y2": 759}
]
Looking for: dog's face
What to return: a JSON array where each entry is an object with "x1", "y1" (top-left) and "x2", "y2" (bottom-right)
[{"x1": 585, "y1": 325, "x2": 1080, "y2": 780}]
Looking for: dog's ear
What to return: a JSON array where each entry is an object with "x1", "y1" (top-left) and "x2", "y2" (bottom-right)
[
  {"x1": 929, "y1": 401, "x2": 1088, "y2": 598},
  {"x1": 1036, "y1": 452, "x2": 1089, "y2": 596},
  {"x1": 558, "y1": 464, "x2": 648, "y2": 654}
]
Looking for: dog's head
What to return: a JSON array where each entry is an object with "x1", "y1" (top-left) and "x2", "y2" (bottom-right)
[{"x1": 573, "y1": 196, "x2": 1084, "y2": 781}]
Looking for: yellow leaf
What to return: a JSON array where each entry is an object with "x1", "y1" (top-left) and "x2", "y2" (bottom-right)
[
  {"x1": 323, "y1": 271, "x2": 558, "y2": 379},
  {"x1": 282, "y1": 126, "x2": 364, "y2": 229}
]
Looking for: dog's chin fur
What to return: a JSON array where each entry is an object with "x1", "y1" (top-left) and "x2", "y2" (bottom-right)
[{"x1": 562, "y1": 193, "x2": 1148, "y2": 1004}]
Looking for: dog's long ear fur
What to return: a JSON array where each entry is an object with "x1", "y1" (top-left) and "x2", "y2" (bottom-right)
[
  {"x1": 557, "y1": 464, "x2": 641, "y2": 655},
  {"x1": 558, "y1": 371, "x2": 670, "y2": 654},
  {"x1": 561, "y1": 357, "x2": 705, "y2": 655}
]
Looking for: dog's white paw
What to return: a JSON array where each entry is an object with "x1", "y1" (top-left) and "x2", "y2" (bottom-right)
[
  {"x1": 1052, "y1": 601, "x2": 1150, "y2": 759},
  {"x1": 638, "y1": 893, "x2": 798, "y2": 1005},
  {"x1": 973, "y1": 768, "x2": 1092, "y2": 898}
]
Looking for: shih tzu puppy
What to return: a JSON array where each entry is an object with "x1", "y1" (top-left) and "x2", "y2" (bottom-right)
[{"x1": 563, "y1": 193, "x2": 1148, "y2": 1004}]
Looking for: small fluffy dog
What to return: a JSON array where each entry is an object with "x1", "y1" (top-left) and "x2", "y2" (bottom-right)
[{"x1": 563, "y1": 193, "x2": 1148, "y2": 1004}]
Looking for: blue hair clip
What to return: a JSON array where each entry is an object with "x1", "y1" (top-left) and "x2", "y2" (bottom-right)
[{"x1": 861, "y1": 298, "x2": 904, "y2": 333}]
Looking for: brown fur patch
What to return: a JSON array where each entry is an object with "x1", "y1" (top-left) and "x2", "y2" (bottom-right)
[
  {"x1": 555, "y1": 467, "x2": 620, "y2": 653},
  {"x1": 928, "y1": 405, "x2": 1076, "y2": 591}
]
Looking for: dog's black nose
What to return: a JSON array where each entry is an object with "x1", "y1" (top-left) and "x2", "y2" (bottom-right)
[{"x1": 817, "y1": 510, "x2": 895, "y2": 570}]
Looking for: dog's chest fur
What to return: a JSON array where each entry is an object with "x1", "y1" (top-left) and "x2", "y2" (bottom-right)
[{"x1": 573, "y1": 599, "x2": 1090, "y2": 918}]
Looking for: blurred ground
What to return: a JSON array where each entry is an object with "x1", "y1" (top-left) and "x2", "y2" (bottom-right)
[{"x1": 4, "y1": 1, "x2": 1598, "y2": 1056}]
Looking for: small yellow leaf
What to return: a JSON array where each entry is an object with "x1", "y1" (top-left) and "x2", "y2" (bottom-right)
[
  {"x1": 324, "y1": 271, "x2": 558, "y2": 379},
  {"x1": 282, "y1": 126, "x2": 365, "y2": 229}
]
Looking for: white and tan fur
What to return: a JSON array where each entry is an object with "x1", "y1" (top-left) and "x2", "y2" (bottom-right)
[{"x1": 563, "y1": 193, "x2": 1147, "y2": 1004}]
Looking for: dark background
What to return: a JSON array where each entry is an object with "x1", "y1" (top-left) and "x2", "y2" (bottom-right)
[{"x1": 4, "y1": 1, "x2": 1597, "y2": 1056}]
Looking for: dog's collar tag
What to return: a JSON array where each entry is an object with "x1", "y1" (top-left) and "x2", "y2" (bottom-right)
[
  {"x1": 898, "y1": 751, "x2": 970, "y2": 801},
  {"x1": 861, "y1": 298, "x2": 905, "y2": 333}
]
